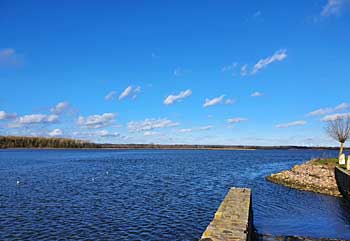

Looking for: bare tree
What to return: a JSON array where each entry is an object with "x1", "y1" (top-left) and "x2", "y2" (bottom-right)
[{"x1": 325, "y1": 115, "x2": 350, "y2": 157}]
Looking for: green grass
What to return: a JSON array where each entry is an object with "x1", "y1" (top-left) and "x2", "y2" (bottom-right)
[{"x1": 311, "y1": 158, "x2": 338, "y2": 166}]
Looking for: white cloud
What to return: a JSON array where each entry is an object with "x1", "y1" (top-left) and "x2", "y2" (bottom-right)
[
  {"x1": 322, "y1": 113, "x2": 350, "y2": 121},
  {"x1": 51, "y1": 101, "x2": 70, "y2": 114},
  {"x1": 0, "y1": 111, "x2": 17, "y2": 120},
  {"x1": 48, "y1": 128, "x2": 63, "y2": 137},
  {"x1": 77, "y1": 113, "x2": 116, "y2": 129},
  {"x1": 225, "y1": 98, "x2": 235, "y2": 105},
  {"x1": 251, "y1": 91, "x2": 263, "y2": 97},
  {"x1": 252, "y1": 49, "x2": 287, "y2": 74},
  {"x1": 321, "y1": 0, "x2": 348, "y2": 16},
  {"x1": 164, "y1": 89, "x2": 192, "y2": 105},
  {"x1": 221, "y1": 63, "x2": 237, "y2": 72},
  {"x1": 199, "y1": 125, "x2": 213, "y2": 130},
  {"x1": 178, "y1": 128, "x2": 192, "y2": 133},
  {"x1": 308, "y1": 102, "x2": 350, "y2": 116},
  {"x1": 203, "y1": 95, "x2": 225, "y2": 107},
  {"x1": 119, "y1": 86, "x2": 141, "y2": 100},
  {"x1": 95, "y1": 130, "x2": 120, "y2": 137},
  {"x1": 105, "y1": 91, "x2": 116, "y2": 101},
  {"x1": 17, "y1": 114, "x2": 59, "y2": 125},
  {"x1": 0, "y1": 48, "x2": 20, "y2": 67},
  {"x1": 227, "y1": 117, "x2": 248, "y2": 124},
  {"x1": 276, "y1": 120, "x2": 307, "y2": 128},
  {"x1": 143, "y1": 131, "x2": 159, "y2": 136},
  {"x1": 128, "y1": 118, "x2": 179, "y2": 132}
]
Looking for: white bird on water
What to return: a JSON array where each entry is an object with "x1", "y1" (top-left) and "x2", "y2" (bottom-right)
[{"x1": 16, "y1": 180, "x2": 20, "y2": 185}]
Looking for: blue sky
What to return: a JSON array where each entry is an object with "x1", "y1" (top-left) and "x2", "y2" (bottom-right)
[{"x1": 0, "y1": 0, "x2": 350, "y2": 146}]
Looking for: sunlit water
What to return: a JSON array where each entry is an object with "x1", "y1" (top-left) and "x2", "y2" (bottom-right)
[{"x1": 0, "y1": 149, "x2": 349, "y2": 240}]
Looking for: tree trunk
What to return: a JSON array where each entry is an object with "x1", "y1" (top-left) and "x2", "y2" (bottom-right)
[{"x1": 339, "y1": 141, "x2": 345, "y2": 158}]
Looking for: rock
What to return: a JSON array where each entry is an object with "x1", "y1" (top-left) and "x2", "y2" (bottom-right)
[{"x1": 266, "y1": 159, "x2": 341, "y2": 197}]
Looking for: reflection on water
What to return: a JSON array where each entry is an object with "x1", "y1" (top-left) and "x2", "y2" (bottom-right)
[{"x1": 0, "y1": 149, "x2": 349, "y2": 240}]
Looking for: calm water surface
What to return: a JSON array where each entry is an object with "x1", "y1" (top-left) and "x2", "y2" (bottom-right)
[{"x1": 0, "y1": 149, "x2": 349, "y2": 240}]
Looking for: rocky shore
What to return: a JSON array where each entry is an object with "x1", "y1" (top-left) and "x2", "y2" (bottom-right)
[{"x1": 266, "y1": 159, "x2": 341, "y2": 197}]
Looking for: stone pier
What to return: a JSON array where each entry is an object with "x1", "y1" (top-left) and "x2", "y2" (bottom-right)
[{"x1": 200, "y1": 187, "x2": 253, "y2": 241}]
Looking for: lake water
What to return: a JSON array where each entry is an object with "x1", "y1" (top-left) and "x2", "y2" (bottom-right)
[{"x1": 0, "y1": 149, "x2": 349, "y2": 240}]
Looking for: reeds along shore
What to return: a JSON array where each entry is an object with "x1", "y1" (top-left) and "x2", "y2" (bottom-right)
[{"x1": 0, "y1": 136, "x2": 99, "y2": 149}]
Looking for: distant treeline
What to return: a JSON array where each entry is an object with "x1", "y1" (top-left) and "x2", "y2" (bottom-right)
[
  {"x1": 0, "y1": 135, "x2": 345, "y2": 150},
  {"x1": 0, "y1": 136, "x2": 100, "y2": 149}
]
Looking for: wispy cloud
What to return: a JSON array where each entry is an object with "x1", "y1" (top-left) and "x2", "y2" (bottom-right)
[
  {"x1": 276, "y1": 120, "x2": 306, "y2": 128},
  {"x1": 308, "y1": 102, "x2": 350, "y2": 116},
  {"x1": 178, "y1": 128, "x2": 192, "y2": 133},
  {"x1": 128, "y1": 118, "x2": 179, "y2": 132},
  {"x1": 48, "y1": 128, "x2": 63, "y2": 137},
  {"x1": 0, "y1": 48, "x2": 21, "y2": 67},
  {"x1": 164, "y1": 89, "x2": 192, "y2": 105},
  {"x1": 77, "y1": 113, "x2": 116, "y2": 129},
  {"x1": 221, "y1": 63, "x2": 237, "y2": 72},
  {"x1": 119, "y1": 86, "x2": 141, "y2": 100},
  {"x1": 322, "y1": 113, "x2": 350, "y2": 121},
  {"x1": 227, "y1": 117, "x2": 247, "y2": 124},
  {"x1": 14, "y1": 114, "x2": 59, "y2": 126},
  {"x1": 51, "y1": 101, "x2": 70, "y2": 114},
  {"x1": 198, "y1": 125, "x2": 213, "y2": 130},
  {"x1": 178, "y1": 125, "x2": 212, "y2": 133},
  {"x1": 252, "y1": 49, "x2": 287, "y2": 74},
  {"x1": 143, "y1": 131, "x2": 159, "y2": 136},
  {"x1": 251, "y1": 91, "x2": 263, "y2": 97},
  {"x1": 105, "y1": 91, "x2": 117, "y2": 101},
  {"x1": 0, "y1": 111, "x2": 17, "y2": 120},
  {"x1": 203, "y1": 95, "x2": 234, "y2": 107},
  {"x1": 173, "y1": 67, "x2": 191, "y2": 77},
  {"x1": 321, "y1": 0, "x2": 348, "y2": 16},
  {"x1": 225, "y1": 98, "x2": 235, "y2": 105},
  {"x1": 240, "y1": 64, "x2": 248, "y2": 76}
]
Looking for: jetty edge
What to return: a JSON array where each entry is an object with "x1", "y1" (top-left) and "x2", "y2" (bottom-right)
[{"x1": 199, "y1": 187, "x2": 253, "y2": 241}]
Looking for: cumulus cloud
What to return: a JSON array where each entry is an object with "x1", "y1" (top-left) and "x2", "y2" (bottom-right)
[
  {"x1": 251, "y1": 91, "x2": 263, "y2": 97},
  {"x1": 251, "y1": 49, "x2": 287, "y2": 74},
  {"x1": 276, "y1": 120, "x2": 307, "y2": 128},
  {"x1": 51, "y1": 101, "x2": 70, "y2": 114},
  {"x1": 77, "y1": 113, "x2": 116, "y2": 129},
  {"x1": 0, "y1": 111, "x2": 17, "y2": 120},
  {"x1": 105, "y1": 91, "x2": 117, "y2": 101},
  {"x1": 321, "y1": 0, "x2": 348, "y2": 16},
  {"x1": 119, "y1": 86, "x2": 141, "y2": 100},
  {"x1": 17, "y1": 114, "x2": 59, "y2": 125},
  {"x1": 203, "y1": 95, "x2": 225, "y2": 107},
  {"x1": 128, "y1": 118, "x2": 179, "y2": 132},
  {"x1": 48, "y1": 128, "x2": 63, "y2": 137},
  {"x1": 164, "y1": 89, "x2": 192, "y2": 105},
  {"x1": 322, "y1": 113, "x2": 350, "y2": 121},
  {"x1": 308, "y1": 102, "x2": 350, "y2": 116},
  {"x1": 227, "y1": 117, "x2": 248, "y2": 124}
]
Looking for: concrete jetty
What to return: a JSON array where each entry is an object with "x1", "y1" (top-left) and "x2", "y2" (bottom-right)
[{"x1": 200, "y1": 187, "x2": 253, "y2": 241}]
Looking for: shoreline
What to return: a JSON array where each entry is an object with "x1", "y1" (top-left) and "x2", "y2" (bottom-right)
[{"x1": 266, "y1": 158, "x2": 341, "y2": 197}]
